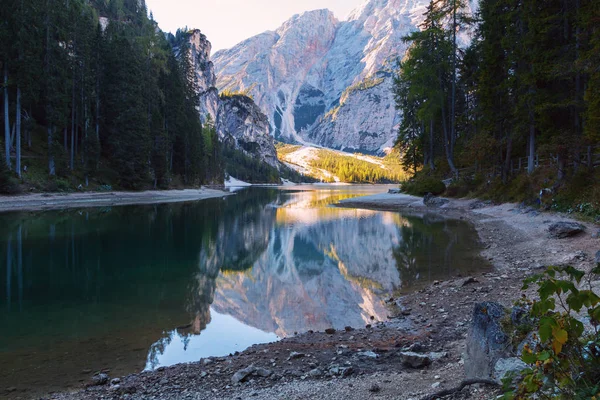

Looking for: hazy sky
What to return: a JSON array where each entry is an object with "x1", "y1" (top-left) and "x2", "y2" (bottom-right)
[{"x1": 145, "y1": 0, "x2": 365, "y2": 53}]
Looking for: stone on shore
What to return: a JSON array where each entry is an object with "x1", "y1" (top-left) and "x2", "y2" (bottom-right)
[
  {"x1": 399, "y1": 352, "x2": 432, "y2": 368},
  {"x1": 595, "y1": 250, "x2": 600, "y2": 264},
  {"x1": 423, "y1": 193, "x2": 449, "y2": 208},
  {"x1": 548, "y1": 222, "x2": 585, "y2": 239},
  {"x1": 232, "y1": 366, "x2": 256, "y2": 384},
  {"x1": 465, "y1": 302, "x2": 511, "y2": 379},
  {"x1": 90, "y1": 373, "x2": 110, "y2": 386}
]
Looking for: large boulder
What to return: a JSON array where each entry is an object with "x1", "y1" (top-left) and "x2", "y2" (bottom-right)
[
  {"x1": 423, "y1": 193, "x2": 449, "y2": 208},
  {"x1": 465, "y1": 302, "x2": 512, "y2": 379},
  {"x1": 548, "y1": 222, "x2": 585, "y2": 239}
]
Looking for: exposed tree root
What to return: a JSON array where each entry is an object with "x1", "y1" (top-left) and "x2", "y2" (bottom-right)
[{"x1": 419, "y1": 379, "x2": 501, "y2": 400}]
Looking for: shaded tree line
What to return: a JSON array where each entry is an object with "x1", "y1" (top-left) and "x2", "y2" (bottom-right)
[
  {"x1": 394, "y1": 0, "x2": 600, "y2": 185},
  {"x1": 0, "y1": 0, "x2": 222, "y2": 190}
]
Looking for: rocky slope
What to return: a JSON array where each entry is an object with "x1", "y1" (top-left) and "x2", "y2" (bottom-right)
[
  {"x1": 213, "y1": 0, "x2": 477, "y2": 155},
  {"x1": 185, "y1": 30, "x2": 278, "y2": 167}
]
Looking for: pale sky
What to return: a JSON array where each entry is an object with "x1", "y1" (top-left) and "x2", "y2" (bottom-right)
[{"x1": 145, "y1": 0, "x2": 365, "y2": 53}]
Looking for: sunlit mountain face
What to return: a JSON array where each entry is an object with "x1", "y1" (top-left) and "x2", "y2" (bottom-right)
[{"x1": 0, "y1": 186, "x2": 486, "y2": 397}]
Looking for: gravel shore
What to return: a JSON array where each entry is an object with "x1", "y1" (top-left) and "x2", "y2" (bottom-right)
[{"x1": 0, "y1": 188, "x2": 231, "y2": 213}]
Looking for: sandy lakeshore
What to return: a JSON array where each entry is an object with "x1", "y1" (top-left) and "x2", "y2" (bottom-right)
[
  {"x1": 16, "y1": 192, "x2": 600, "y2": 400},
  {"x1": 0, "y1": 188, "x2": 232, "y2": 213}
]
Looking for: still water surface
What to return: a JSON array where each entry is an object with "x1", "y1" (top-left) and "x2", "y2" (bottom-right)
[{"x1": 0, "y1": 186, "x2": 486, "y2": 397}]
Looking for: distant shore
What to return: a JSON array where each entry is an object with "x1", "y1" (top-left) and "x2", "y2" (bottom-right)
[{"x1": 0, "y1": 188, "x2": 232, "y2": 213}]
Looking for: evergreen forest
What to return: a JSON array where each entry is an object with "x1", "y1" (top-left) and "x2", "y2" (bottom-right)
[
  {"x1": 0, "y1": 0, "x2": 221, "y2": 192},
  {"x1": 394, "y1": 0, "x2": 600, "y2": 215}
]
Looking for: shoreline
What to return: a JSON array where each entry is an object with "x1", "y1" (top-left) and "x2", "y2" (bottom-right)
[
  {"x1": 0, "y1": 188, "x2": 233, "y2": 213},
  {"x1": 38, "y1": 193, "x2": 600, "y2": 400}
]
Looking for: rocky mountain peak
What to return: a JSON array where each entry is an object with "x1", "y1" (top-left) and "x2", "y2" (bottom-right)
[
  {"x1": 212, "y1": 0, "x2": 477, "y2": 155},
  {"x1": 184, "y1": 31, "x2": 279, "y2": 167}
]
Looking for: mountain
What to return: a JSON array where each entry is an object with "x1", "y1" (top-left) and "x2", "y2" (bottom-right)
[
  {"x1": 213, "y1": 0, "x2": 476, "y2": 155},
  {"x1": 185, "y1": 30, "x2": 279, "y2": 168}
]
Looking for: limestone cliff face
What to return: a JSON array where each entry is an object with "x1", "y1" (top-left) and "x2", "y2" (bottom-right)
[
  {"x1": 307, "y1": 72, "x2": 400, "y2": 153},
  {"x1": 213, "y1": 0, "x2": 478, "y2": 155},
  {"x1": 185, "y1": 30, "x2": 278, "y2": 167},
  {"x1": 217, "y1": 95, "x2": 279, "y2": 167},
  {"x1": 187, "y1": 30, "x2": 220, "y2": 124}
]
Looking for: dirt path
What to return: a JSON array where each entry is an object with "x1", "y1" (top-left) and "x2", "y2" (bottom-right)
[
  {"x1": 44, "y1": 194, "x2": 600, "y2": 400},
  {"x1": 0, "y1": 188, "x2": 231, "y2": 213}
]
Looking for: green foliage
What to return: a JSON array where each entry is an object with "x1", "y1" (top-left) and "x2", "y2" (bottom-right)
[
  {"x1": 502, "y1": 266, "x2": 600, "y2": 399},
  {"x1": 220, "y1": 87, "x2": 255, "y2": 100},
  {"x1": 401, "y1": 174, "x2": 446, "y2": 196},
  {"x1": 310, "y1": 150, "x2": 406, "y2": 184},
  {"x1": 0, "y1": 159, "x2": 20, "y2": 194}
]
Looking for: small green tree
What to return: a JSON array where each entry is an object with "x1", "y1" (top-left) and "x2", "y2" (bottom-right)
[{"x1": 504, "y1": 265, "x2": 600, "y2": 399}]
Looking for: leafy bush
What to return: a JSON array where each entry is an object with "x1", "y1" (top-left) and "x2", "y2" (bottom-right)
[
  {"x1": 401, "y1": 176, "x2": 446, "y2": 196},
  {"x1": 0, "y1": 160, "x2": 20, "y2": 194},
  {"x1": 503, "y1": 265, "x2": 600, "y2": 399}
]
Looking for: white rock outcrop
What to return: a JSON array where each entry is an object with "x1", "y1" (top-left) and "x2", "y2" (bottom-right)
[{"x1": 184, "y1": 30, "x2": 278, "y2": 166}]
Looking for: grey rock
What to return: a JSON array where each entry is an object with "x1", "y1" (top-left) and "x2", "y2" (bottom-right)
[
  {"x1": 595, "y1": 250, "x2": 600, "y2": 264},
  {"x1": 90, "y1": 373, "x2": 109, "y2": 386},
  {"x1": 548, "y1": 222, "x2": 586, "y2": 239},
  {"x1": 356, "y1": 351, "x2": 378, "y2": 359},
  {"x1": 369, "y1": 384, "x2": 381, "y2": 393},
  {"x1": 465, "y1": 302, "x2": 511, "y2": 379},
  {"x1": 423, "y1": 193, "x2": 449, "y2": 208},
  {"x1": 110, "y1": 378, "x2": 121, "y2": 385},
  {"x1": 388, "y1": 189, "x2": 401, "y2": 194},
  {"x1": 328, "y1": 365, "x2": 353, "y2": 376},
  {"x1": 255, "y1": 368, "x2": 272, "y2": 378},
  {"x1": 217, "y1": 95, "x2": 279, "y2": 168},
  {"x1": 232, "y1": 366, "x2": 256, "y2": 384},
  {"x1": 592, "y1": 230, "x2": 600, "y2": 239},
  {"x1": 493, "y1": 357, "x2": 528, "y2": 382},
  {"x1": 431, "y1": 382, "x2": 441, "y2": 389},
  {"x1": 405, "y1": 342, "x2": 424, "y2": 353},
  {"x1": 289, "y1": 352, "x2": 305, "y2": 360},
  {"x1": 325, "y1": 328, "x2": 336, "y2": 334},
  {"x1": 399, "y1": 352, "x2": 432, "y2": 368},
  {"x1": 458, "y1": 277, "x2": 479, "y2": 287},
  {"x1": 185, "y1": 30, "x2": 279, "y2": 171},
  {"x1": 309, "y1": 368, "x2": 323, "y2": 377},
  {"x1": 470, "y1": 200, "x2": 493, "y2": 210}
]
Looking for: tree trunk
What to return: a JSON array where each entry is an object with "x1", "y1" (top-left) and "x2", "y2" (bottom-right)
[
  {"x1": 15, "y1": 87, "x2": 21, "y2": 178},
  {"x1": 70, "y1": 78, "x2": 75, "y2": 171},
  {"x1": 429, "y1": 119, "x2": 435, "y2": 170},
  {"x1": 4, "y1": 63, "x2": 10, "y2": 169},
  {"x1": 48, "y1": 126, "x2": 55, "y2": 176},
  {"x1": 527, "y1": 109, "x2": 535, "y2": 174},
  {"x1": 450, "y1": 0, "x2": 457, "y2": 156},
  {"x1": 441, "y1": 98, "x2": 459, "y2": 177},
  {"x1": 573, "y1": 0, "x2": 582, "y2": 172},
  {"x1": 503, "y1": 135, "x2": 513, "y2": 183}
]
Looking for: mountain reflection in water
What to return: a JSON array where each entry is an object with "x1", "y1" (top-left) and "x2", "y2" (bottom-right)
[{"x1": 0, "y1": 186, "x2": 486, "y2": 397}]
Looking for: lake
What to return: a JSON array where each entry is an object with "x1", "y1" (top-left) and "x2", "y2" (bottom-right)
[{"x1": 0, "y1": 186, "x2": 486, "y2": 398}]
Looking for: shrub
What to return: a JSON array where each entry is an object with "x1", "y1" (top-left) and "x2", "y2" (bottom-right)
[
  {"x1": 502, "y1": 265, "x2": 600, "y2": 399},
  {"x1": 401, "y1": 176, "x2": 446, "y2": 196},
  {"x1": 0, "y1": 160, "x2": 20, "y2": 194}
]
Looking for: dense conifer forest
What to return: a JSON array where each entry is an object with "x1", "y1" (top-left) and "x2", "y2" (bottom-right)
[
  {"x1": 0, "y1": 0, "x2": 222, "y2": 192},
  {"x1": 394, "y1": 0, "x2": 600, "y2": 215}
]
